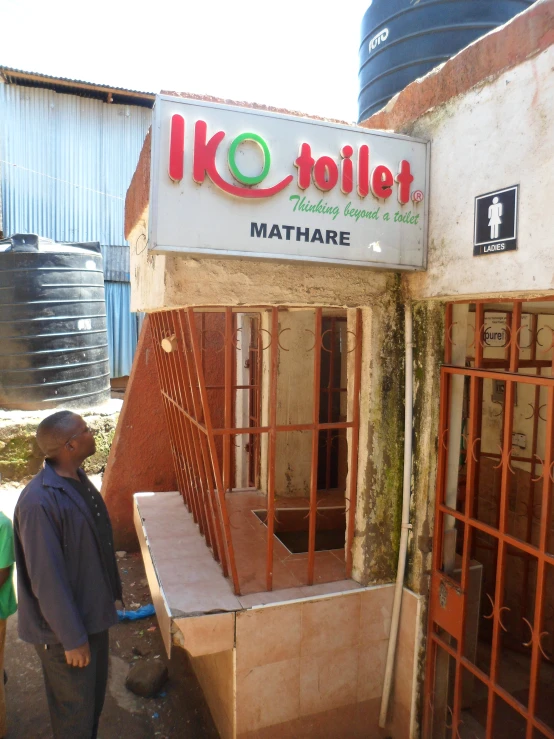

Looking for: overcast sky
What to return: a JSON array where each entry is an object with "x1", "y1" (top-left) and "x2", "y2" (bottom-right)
[{"x1": 1, "y1": 0, "x2": 370, "y2": 122}]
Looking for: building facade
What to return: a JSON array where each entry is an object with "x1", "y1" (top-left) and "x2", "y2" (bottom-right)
[
  {"x1": 0, "y1": 68, "x2": 153, "y2": 379},
  {"x1": 106, "y1": 1, "x2": 554, "y2": 737}
]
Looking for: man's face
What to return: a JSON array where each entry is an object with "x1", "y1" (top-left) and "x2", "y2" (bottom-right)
[{"x1": 65, "y1": 415, "x2": 96, "y2": 459}]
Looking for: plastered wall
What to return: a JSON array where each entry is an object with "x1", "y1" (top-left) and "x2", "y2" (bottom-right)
[
  {"x1": 348, "y1": 282, "x2": 407, "y2": 586},
  {"x1": 402, "y1": 44, "x2": 554, "y2": 302},
  {"x1": 128, "y1": 212, "x2": 395, "y2": 312}
]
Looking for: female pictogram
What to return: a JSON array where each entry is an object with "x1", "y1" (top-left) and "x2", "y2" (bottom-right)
[{"x1": 488, "y1": 196, "x2": 503, "y2": 240}]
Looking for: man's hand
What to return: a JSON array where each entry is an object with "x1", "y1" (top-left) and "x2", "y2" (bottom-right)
[{"x1": 64, "y1": 641, "x2": 91, "y2": 668}]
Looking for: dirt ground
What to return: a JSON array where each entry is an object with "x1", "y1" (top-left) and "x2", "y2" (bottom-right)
[{"x1": 1, "y1": 482, "x2": 219, "y2": 739}]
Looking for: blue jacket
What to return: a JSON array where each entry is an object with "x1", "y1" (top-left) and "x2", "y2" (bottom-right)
[{"x1": 14, "y1": 463, "x2": 121, "y2": 650}]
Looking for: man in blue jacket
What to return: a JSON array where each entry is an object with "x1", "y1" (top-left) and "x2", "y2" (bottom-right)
[{"x1": 14, "y1": 410, "x2": 123, "y2": 739}]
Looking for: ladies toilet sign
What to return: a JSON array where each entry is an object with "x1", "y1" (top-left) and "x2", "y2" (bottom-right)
[
  {"x1": 474, "y1": 185, "x2": 519, "y2": 256},
  {"x1": 149, "y1": 94, "x2": 429, "y2": 269}
]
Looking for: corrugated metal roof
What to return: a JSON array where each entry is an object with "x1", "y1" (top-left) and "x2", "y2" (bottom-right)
[
  {"x1": 0, "y1": 66, "x2": 155, "y2": 108},
  {"x1": 100, "y1": 244, "x2": 130, "y2": 282},
  {"x1": 0, "y1": 81, "x2": 152, "y2": 247}
]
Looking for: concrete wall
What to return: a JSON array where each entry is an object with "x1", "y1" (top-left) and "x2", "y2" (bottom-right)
[
  {"x1": 349, "y1": 282, "x2": 406, "y2": 585},
  {"x1": 406, "y1": 302, "x2": 444, "y2": 595},
  {"x1": 405, "y1": 42, "x2": 554, "y2": 301},
  {"x1": 129, "y1": 226, "x2": 395, "y2": 311},
  {"x1": 358, "y1": 0, "x2": 554, "y2": 304},
  {"x1": 274, "y1": 311, "x2": 315, "y2": 498}
]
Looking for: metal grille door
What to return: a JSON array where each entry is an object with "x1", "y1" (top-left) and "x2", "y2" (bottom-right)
[{"x1": 424, "y1": 301, "x2": 554, "y2": 739}]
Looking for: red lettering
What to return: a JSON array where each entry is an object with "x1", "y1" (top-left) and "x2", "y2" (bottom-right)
[
  {"x1": 371, "y1": 165, "x2": 393, "y2": 199},
  {"x1": 395, "y1": 160, "x2": 414, "y2": 205},
  {"x1": 357, "y1": 145, "x2": 369, "y2": 197},
  {"x1": 295, "y1": 143, "x2": 315, "y2": 189},
  {"x1": 193, "y1": 120, "x2": 292, "y2": 199},
  {"x1": 168, "y1": 114, "x2": 185, "y2": 182},
  {"x1": 193, "y1": 120, "x2": 224, "y2": 184},
  {"x1": 313, "y1": 156, "x2": 339, "y2": 192},
  {"x1": 188, "y1": 122, "x2": 412, "y2": 203},
  {"x1": 340, "y1": 145, "x2": 353, "y2": 194}
]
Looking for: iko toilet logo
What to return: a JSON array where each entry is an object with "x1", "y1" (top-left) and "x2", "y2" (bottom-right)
[{"x1": 167, "y1": 114, "x2": 417, "y2": 205}]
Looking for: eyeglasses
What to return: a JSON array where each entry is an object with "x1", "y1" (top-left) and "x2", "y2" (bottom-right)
[{"x1": 63, "y1": 424, "x2": 91, "y2": 447}]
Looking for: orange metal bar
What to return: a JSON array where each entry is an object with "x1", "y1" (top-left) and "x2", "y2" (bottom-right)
[
  {"x1": 265, "y1": 307, "x2": 279, "y2": 591},
  {"x1": 158, "y1": 311, "x2": 193, "y2": 511},
  {"x1": 182, "y1": 311, "x2": 225, "y2": 563},
  {"x1": 325, "y1": 317, "x2": 335, "y2": 491},
  {"x1": 155, "y1": 311, "x2": 216, "y2": 548},
  {"x1": 158, "y1": 391, "x2": 207, "y2": 434},
  {"x1": 345, "y1": 309, "x2": 363, "y2": 579},
  {"x1": 487, "y1": 390, "x2": 516, "y2": 735},
  {"x1": 469, "y1": 358, "x2": 552, "y2": 369},
  {"x1": 510, "y1": 301, "x2": 522, "y2": 373},
  {"x1": 151, "y1": 313, "x2": 192, "y2": 514},
  {"x1": 475, "y1": 302, "x2": 484, "y2": 369},
  {"x1": 166, "y1": 308, "x2": 214, "y2": 546},
  {"x1": 443, "y1": 364, "x2": 554, "y2": 386},
  {"x1": 186, "y1": 307, "x2": 240, "y2": 594},
  {"x1": 444, "y1": 302, "x2": 453, "y2": 365},
  {"x1": 165, "y1": 309, "x2": 214, "y2": 545},
  {"x1": 223, "y1": 307, "x2": 233, "y2": 494},
  {"x1": 176, "y1": 311, "x2": 223, "y2": 564},
  {"x1": 526, "y1": 385, "x2": 554, "y2": 739},
  {"x1": 167, "y1": 314, "x2": 208, "y2": 535},
  {"x1": 308, "y1": 308, "x2": 323, "y2": 585},
  {"x1": 212, "y1": 421, "x2": 354, "y2": 435},
  {"x1": 484, "y1": 305, "x2": 522, "y2": 738},
  {"x1": 422, "y1": 368, "x2": 451, "y2": 739},
  {"x1": 452, "y1": 371, "x2": 481, "y2": 735},
  {"x1": 250, "y1": 315, "x2": 263, "y2": 488},
  {"x1": 522, "y1": 315, "x2": 540, "y2": 632}
]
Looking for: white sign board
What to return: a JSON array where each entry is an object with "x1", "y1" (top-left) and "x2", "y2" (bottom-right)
[{"x1": 149, "y1": 95, "x2": 430, "y2": 270}]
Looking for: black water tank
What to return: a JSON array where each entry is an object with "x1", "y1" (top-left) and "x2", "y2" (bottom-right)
[
  {"x1": 0, "y1": 234, "x2": 111, "y2": 410},
  {"x1": 358, "y1": 0, "x2": 534, "y2": 123}
]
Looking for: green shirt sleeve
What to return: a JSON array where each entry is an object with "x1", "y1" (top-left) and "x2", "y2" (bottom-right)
[{"x1": 0, "y1": 516, "x2": 15, "y2": 569}]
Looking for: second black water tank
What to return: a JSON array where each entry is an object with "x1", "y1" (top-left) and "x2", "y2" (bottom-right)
[
  {"x1": 0, "y1": 234, "x2": 111, "y2": 410},
  {"x1": 358, "y1": 0, "x2": 534, "y2": 123}
]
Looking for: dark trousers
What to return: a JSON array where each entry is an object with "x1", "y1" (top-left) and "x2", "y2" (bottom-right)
[{"x1": 34, "y1": 631, "x2": 109, "y2": 739}]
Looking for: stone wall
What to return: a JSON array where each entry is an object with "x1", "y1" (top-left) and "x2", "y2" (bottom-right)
[{"x1": 0, "y1": 401, "x2": 121, "y2": 482}]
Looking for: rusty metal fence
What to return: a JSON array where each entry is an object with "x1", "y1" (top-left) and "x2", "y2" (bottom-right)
[
  {"x1": 149, "y1": 307, "x2": 362, "y2": 595},
  {"x1": 425, "y1": 300, "x2": 554, "y2": 739}
]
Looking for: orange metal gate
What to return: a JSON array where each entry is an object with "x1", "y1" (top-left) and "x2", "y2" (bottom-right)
[
  {"x1": 149, "y1": 307, "x2": 362, "y2": 596},
  {"x1": 424, "y1": 301, "x2": 554, "y2": 739}
]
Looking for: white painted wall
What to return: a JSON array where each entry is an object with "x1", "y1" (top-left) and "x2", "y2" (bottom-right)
[{"x1": 405, "y1": 44, "x2": 554, "y2": 301}]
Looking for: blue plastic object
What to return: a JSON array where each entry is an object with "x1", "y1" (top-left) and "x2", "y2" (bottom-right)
[{"x1": 117, "y1": 604, "x2": 156, "y2": 621}]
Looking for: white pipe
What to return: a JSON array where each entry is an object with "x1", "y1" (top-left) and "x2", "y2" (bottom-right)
[{"x1": 379, "y1": 302, "x2": 414, "y2": 729}]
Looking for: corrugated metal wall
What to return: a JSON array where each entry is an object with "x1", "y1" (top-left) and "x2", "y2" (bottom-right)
[
  {"x1": 100, "y1": 244, "x2": 131, "y2": 282},
  {"x1": 0, "y1": 80, "x2": 151, "y2": 378},
  {"x1": 0, "y1": 82, "x2": 151, "y2": 244}
]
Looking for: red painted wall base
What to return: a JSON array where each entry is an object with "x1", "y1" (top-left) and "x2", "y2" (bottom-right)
[{"x1": 103, "y1": 315, "x2": 177, "y2": 551}]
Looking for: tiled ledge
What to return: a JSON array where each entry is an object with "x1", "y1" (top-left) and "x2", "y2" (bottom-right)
[
  {"x1": 134, "y1": 491, "x2": 386, "y2": 655},
  {"x1": 135, "y1": 492, "x2": 423, "y2": 738}
]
